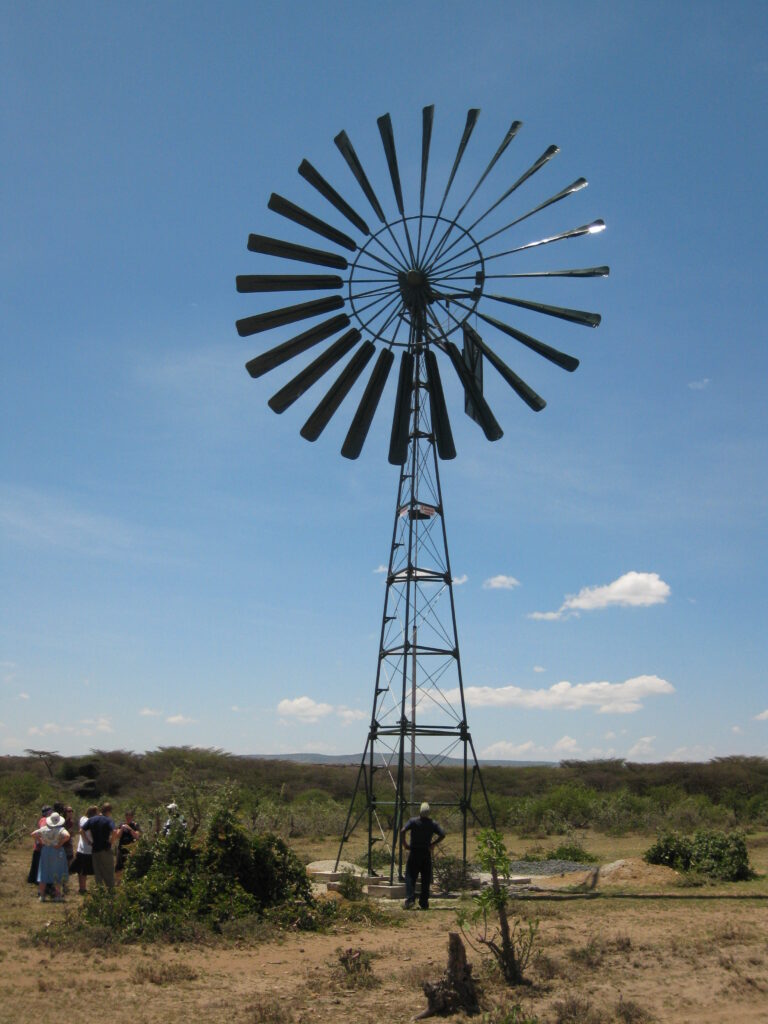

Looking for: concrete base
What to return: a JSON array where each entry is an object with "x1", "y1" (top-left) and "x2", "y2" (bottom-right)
[
  {"x1": 366, "y1": 882, "x2": 408, "y2": 899},
  {"x1": 308, "y1": 871, "x2": 345, "y2": 883}
]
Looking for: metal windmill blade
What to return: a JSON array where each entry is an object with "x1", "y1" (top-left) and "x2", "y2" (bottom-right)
[{"x1": 236, "y1": 108, "x2": 608, "y2": 461}]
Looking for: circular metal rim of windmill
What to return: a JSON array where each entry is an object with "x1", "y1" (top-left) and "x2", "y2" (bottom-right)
[{"x1": 347, "y1": 214, "x2": 485, "y2": 347}]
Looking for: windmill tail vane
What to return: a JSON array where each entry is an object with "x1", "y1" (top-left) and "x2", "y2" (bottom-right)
[{"x1": 236, "y1": 106, "x2": 608, "y2": 462}]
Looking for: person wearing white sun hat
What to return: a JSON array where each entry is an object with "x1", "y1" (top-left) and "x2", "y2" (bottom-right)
[{"x1": 31, "y1": 811, "x2": 70, "y2": 902}]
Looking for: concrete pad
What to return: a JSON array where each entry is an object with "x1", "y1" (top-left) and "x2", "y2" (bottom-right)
[{"x1": 366, "y1": 882, "x2": 408, "y2": 899}]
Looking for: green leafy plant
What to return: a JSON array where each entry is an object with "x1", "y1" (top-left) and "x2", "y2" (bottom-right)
[
  {"x1": 433, "y1": 852, "x2": 474, "y2": 893},
  {"x1": 354, "y1": 842, "x2": 393, "y2": 873},
  {"x1": 73, "y1": 794, "x2": 313, "y2": 942},
  {"x1": 644, "y1": 828, "x2": 751, "y2": 881},
  {"x1": 547, "y1": 839, "x2": 598, "y2": 863},
  {"x1": 456, "y1": 829, "x2": 538, "y2": 985},
  {"x1": 336, "y1": 868, "x2": 365, "y2": 901}
]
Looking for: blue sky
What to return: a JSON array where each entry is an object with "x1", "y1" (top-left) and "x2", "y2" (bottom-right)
[{"x1": 2, "y1": 1, "x2": 767, "y2": 762}]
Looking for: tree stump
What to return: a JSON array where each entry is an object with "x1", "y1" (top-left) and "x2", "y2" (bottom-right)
[{"x1": 416, "y1": 932, "x2": 479, "y2": 1019}]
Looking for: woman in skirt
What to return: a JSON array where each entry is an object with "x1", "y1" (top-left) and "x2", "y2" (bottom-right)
[
  {"x1": 69, "y1": 804, "x2": 98, "y2": 894},
  {"x1": 32, "y1": 811, "x2": 70, "y2": 902},
  {"x1": 27, "y1": 805, "x2": 53, "y2": 887}
]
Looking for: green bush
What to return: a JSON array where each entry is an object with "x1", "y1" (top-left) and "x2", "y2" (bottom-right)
[
  {"x1": 547, "y1": 840, "x2": 598, "y2": 863},
  {"x1": 433, "y1": 853, "x2": 474, "y2": 892},
  {"x1": 82, "y1": 800, "x2": 312, "y2": 941},
  {"x1": 644, "y1": 828, "x2": 751, "y2": 881},
  {"x1": 336, "y1": 869, "x2": 364, "y2": 901},
  {"x1": 644, "y1": 830, "x2": 691, "y2": 871},
  {"x1": 688, "y1": 829, "x2": 751, "y2": 881},
  {"x1": 354, "y1": 842, "x2": 393, "y2": 874}
]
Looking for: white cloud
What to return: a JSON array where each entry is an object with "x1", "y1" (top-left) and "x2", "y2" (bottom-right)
[
  {"x1": 336, "y1": 707, "x2": 367, "y2": 726},
  {"x1": 277, "y1": 696, "x2": 334, "y2": 723},
  {"x1": 452, "y1": 574, "x2": 468, "y2": 586},
  {"x1": 530, "y1": 571, "x2": 671, "y2": 621},
  {"x1": 277, "y1": 696, "x2": 367, "y2": 726},
  {"x1": 731, "y1": 725, "x2": 743, "y2": 735},
  {"x1": 755, "y1": 709, "x2": 768, "y2": 721},
  {"x1": 166, "y1": 714, "x2": 195, "y2": 726},
  {"x1": 664, "y1": 744, "x2": 715, "y2": 762},
  {"x1": 0, "y1": 484, "x2": 145, "y2": 559},
  {"x1": 483, "y1": 575, "x2": 520, "y2": 590},
  {"x1": 587, "y1": 746, "x2": 617, "y2": 758},
  {"x1": 79, "y1": 716, "x2": 114, "y2": 735},
  {"x1": 28, "y1": 723, "x2": 65, "y2": 737},
  {"x1": 452, "y1": 674, "x2": 674, "y2": 715},
  {"x1": 140, "y1": 707, "x2": 163, "y2": 717},
  {"x1": 28, "y1": 716, "x2": 113, "y2": 737},
  {"x1": 482, "y1": 740, "x2": 541, "y2": 758},
  {"x1": 688, "y1": 378, "x2": 710, "y2": 390},
  {"x1": 604, "y1": 731, "x2": 616, "y2": 740},
  {"x1": 627, "y1": 736, "x2": 655, "y2": 758},
  {"x1": 553, "y1": 735, "x2": 581, "y2": 754},
  {"x1": 482, "y1": 736, "x2": 593, "y2": 759},
  {"x1": 533, "y1": 666, "x2": 545, "y2": 673},
  {"x1": 18, "y1": 692, "x2": 30, "y2": 700},
  {"x1": 373, "y1": 565, "x2": 388, "y2": 574}
]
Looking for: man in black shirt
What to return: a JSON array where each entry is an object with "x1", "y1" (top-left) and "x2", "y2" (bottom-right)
[
  {"x1": 400, "y1": 801, "x2": 445, "y2": 910},
  {"x1": 81, "y1": 802, "x2": 116, "y2": 890}
]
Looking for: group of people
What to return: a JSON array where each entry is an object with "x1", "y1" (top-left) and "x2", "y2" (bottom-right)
[
  {"x1": 27, "y1": 797, "x2": 442, "y2": 909},
  {"x1": 28, "y1": 801, "x2": 141, "y2": 901}
]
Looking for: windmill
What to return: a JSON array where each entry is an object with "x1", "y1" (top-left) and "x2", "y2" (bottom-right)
[{"x1": 236, "y1": 107, "x2": 607, "y2": 883}]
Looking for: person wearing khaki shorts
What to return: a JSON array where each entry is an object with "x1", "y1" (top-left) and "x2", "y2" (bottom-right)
[{"x1": 80, "y1": 802, "x2": 116, "y2": 890}]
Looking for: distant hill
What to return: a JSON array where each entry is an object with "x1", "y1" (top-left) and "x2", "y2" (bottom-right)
[{"x1": 242, "y1": 752, "x2": 556, "y2": 768}]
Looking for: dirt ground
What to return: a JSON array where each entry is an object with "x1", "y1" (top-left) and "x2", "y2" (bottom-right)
[{"x1": 1, "y1": 841, "x2": 767, "y2": 1024}]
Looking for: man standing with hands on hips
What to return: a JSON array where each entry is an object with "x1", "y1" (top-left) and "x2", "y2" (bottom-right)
[{"x1": 400, "y1": 801, "x2": 445, "y2": 910}]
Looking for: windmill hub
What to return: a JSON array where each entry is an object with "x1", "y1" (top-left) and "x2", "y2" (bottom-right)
[{"x1": 398, "y1": 266, "x2": 435, "y2": 314}]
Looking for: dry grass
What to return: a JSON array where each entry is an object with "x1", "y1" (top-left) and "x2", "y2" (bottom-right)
[{"x1": 131, "y1": 961, "x2": 199, "y2": 985}]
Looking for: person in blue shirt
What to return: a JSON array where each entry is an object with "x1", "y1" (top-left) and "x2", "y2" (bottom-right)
[{"x1": 400, "y1": 801, "x2": 445, "y2": 910}]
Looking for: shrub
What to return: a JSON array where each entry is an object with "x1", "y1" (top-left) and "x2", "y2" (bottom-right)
[
  {"x1": 433, "y1": 853, "x2": 473, "y2": 893},
  {"x1": 644, "y1": 831, "x2": 692, "y2": 871},
  {"x1": 644, "y1": 828, "x2": 751, "y2": 881},
  {"x1": 333, "y1": 946, "x2": 378, "y2": 989},
  {"x1": 79, "y1": 799, "x2": 313, "y2": 941},
  {"x1": 336, "y1": 869, "x2": 364, "y2": 901},
  {"x1": 354, "y1": 842, "x2": 393, "y2": 874},
  {"x1": 688, "y1": 829, "x2": 751, "y2": 881},
  {"x1": 547, "y1": 839, "x2": 598, "y2": 863}
]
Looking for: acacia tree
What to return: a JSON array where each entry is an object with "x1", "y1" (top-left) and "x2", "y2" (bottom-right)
[
  {"x1": 457, "y1": 829, "x2": 537, "y2": 985},
  {"x1": 24, "y1": 749, "x2": 59, "y2": 778}
]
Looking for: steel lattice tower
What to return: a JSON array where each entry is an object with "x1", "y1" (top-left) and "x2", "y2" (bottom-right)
[{"x1": 334, "y1": 337, "x2": 495, "y2": 881}]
